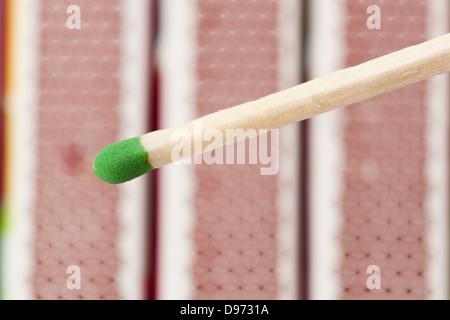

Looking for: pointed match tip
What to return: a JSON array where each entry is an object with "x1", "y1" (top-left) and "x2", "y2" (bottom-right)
[{"x1": 93, "y1": 137, "x2": 153, "y2": 184}]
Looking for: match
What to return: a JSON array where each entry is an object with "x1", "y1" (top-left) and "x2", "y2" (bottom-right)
[{"x1": 93, "y1": 33, "x2": 450, "y2": 184}]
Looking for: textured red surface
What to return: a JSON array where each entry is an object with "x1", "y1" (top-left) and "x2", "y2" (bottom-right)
[
  {"x1": 193, "y1": 0, "x2": 281, "y2": 299},
  {"x1": 340, "y1": 0, "x2": 428, "y2": 299},
  {"x1": 33, "y1": 0, "x2": 121, "y2": 299}
]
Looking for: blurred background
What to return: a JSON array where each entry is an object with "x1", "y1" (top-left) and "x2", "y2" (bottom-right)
[{"x1": 0, "y1": 0, "x2": 449, "y2": 300}]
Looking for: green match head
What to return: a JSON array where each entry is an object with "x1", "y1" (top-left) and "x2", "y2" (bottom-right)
[{"x1": 93, "y1": 137, "x2": 153, "y2": 184}]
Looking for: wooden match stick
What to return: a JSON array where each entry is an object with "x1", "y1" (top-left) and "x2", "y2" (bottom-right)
[{"x1": 94, "y1": 33, "x2": 450, "y2": 184}]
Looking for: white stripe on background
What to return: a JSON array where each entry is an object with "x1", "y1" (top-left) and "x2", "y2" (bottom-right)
[
  {"x1": 157, "y1": 0, "x2": 198, "y2": 300},
  {"x1": 3, "y1": 0, "x2": 40, "y2": 300},
  {"x1": 425, "y1": 0, "x2": 449, "y2": 301},
  {"x1": 276, "y1": 0, "x2": 301, "y2": 300},
  {"x1": 116, "y1": 0, "x2": 151, "y2": 300},
  {"x1": 308, "y1": 0, "x2": 346, "y2": 300}
]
